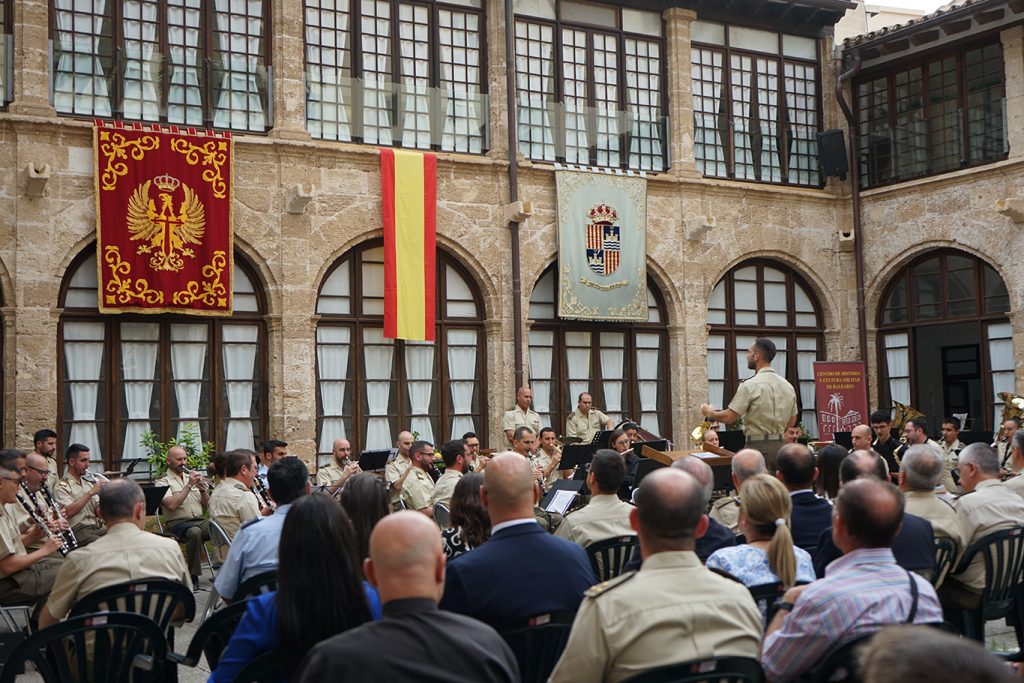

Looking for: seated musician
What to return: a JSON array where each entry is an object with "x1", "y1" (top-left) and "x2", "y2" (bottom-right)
[
  {"x1": 554, "y1": 450, "x2": 633, "y2": 547},
  {"x1": 209, "y1": 449, "x2": 265, "y2": 544},
  {"x1": 55, "y1": 444, "x2": 106, "y2": 546}
]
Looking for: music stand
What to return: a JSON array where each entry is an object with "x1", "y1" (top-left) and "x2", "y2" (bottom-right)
[
  {"x1": 633, "y1": 457, "x2": 666, "y2": 487},
  {"x1": 358, "y1": 449, "x2": 392, "y2": 472},
  {"x1": 590, "y1": 430, "x2": 614, "y2": 449},
  {"x1": 141, "y1": 485, "x2": 169, "y2": 517},
  {"x1": 959, "y1": 431, "x2": 992, "y2": 446},
  {"x1": 540, "y1": 479, "x2": 584, "y2": 515},
  {"x1": 559, "y1": 444, "x2": 593, "y2": 473},
  {"x1": 833, "y1": 431, "x2": 853, "y2": 449},
  {"x1": 718, "y1": 430, "x2": 745, "y2": 453}
]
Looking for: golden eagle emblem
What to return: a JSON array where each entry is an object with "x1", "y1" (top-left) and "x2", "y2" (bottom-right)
[{"x1": 126, "y1": 174, "x2": 206, "y2": 272}]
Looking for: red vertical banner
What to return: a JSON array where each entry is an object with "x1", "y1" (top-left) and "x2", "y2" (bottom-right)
[{"x1": 813, "y1": 362, "x2": 869, "y2": 442}]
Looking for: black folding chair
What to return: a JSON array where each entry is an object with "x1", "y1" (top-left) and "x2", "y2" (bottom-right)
[
  {"x1": 747, "y1": 582, "x2": 787, "y2": 625},
  {"x1": 0, "y1": 612, "x2": 167, "y2": 683},
  {"x1": 168, "y1": 597, "x2": 251, "y2": 671},
  {"x1": 586, "y1": 535, "x2": 638, "y2": 583},
  {"x1": 433, "y1": 502, "x2": 451, "y2": 527},
  {"x1": 496, "y1": 611, "x2": 576, "y2": 683},
  {"x1": 235, "y1": 571, "x2": 278, "y2": 601},
  {"x1": 932, "y1": 536, "x2": 957, "y2": 589},
  {"x1": 233, "y1": 649, "x2": 281, "y2": 683},
  {"x1": 622, "y1": 656, "x2": 763, "y2": 682},
  {"x1": 943, "y1": 526, "x2": 1024, "y2": 641}
]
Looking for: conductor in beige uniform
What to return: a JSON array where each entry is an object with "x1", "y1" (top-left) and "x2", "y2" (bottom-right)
[
  {"x1": 709, "y1": 449, "x2": 767, "y2": 535},
  {"x1": 55, "y1": 444, "x2": 106, "y2": 546},
  {"x1": 0, "y1": 463, "x2": 63, "y2": 611},
  {"x1": 209, "y1": 450, "x2": 263, "y2": 542},
  {"x1": 555, "y1": 450, "x2": 634, "y2": 547},
  {"x1": 548, "y1": 468, "x2": 762, "y2": 683},
  {"x1": 501, "y1": 386, "x2": 542, "y2": 445},
  {"x1": 39, "y1": 478, "x2": 190, "y2": 628},
  {"x1": 565, "y1": 393, "x2": 614, "y2": 443},
  {"x1": 400, "y1": 441, "x2": 437, "y2": 517},
  {"x1": 700, "y1": 338, "x2": 797, "y2": 472}
]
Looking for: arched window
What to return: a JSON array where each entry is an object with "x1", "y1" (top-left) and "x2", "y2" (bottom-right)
[
  {"x1": 878, "y1": 249, "x2": 1011, "y2": 432},
  {"x1": 527, "y1": 265, "x2": 670, "y2": 438},
  {"x1": 58, "y1": 248, "x2": 267, "y2": 472},
  {"x1": 706, "y1": 261, "x2": 823, "y2": 435},
  {"x1": 315, "y1": 241, "x2": 486, "y2": 454}
]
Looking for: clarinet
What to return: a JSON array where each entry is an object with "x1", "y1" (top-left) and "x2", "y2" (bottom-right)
[
  {"x1": 37, "y1": 483, "x2": 79, "y2": 552},
  {"x1": 16, "y1": 492, "x2": 70, "y2": 556},
  {"x1": 254, "y1": 476, "x2": 276, "y2": 511}
]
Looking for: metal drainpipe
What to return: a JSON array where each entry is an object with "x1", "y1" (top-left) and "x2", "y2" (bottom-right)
[
  {"x1": 834, "y1": 48, "x2": 870, "y2": 400},
  {"x1": 505, "y1": 0, "x2": 524, "y2": 389}
]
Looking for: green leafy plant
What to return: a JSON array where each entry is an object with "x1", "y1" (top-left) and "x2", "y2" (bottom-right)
[{"x1": 141, "y1": 425, "x2": 215, "y2": 478}]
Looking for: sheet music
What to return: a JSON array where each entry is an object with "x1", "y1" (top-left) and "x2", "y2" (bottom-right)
[{"x1": 545, "y1": 489, "x2": 576, "y2": 515}]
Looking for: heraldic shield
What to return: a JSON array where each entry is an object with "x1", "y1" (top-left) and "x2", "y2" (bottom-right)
[{"x1": 585, "y1": 203, "x2": 621, "y2": 277}]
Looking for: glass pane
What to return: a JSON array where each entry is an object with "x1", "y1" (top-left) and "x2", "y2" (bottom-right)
[
  {"x1": 692, "y1": 20, "x2": 725, "y2": 45},
  {"x1": 729, "y1": 26, "x2": 777, "y2": 54},
  {"x1": 782, "y1": 34, "x2": 816, "y2": 60},
  {"x1": 621, "y1": 8, "x2": 660, "y2": 36},
  {"x1": 913, "y1": 257, "x2": 941, "y2": 319},
  {"x1": 560, "y1": 0, "x2": 616, "y2": 28},
  {"x1": 984, "y1": 264, "x2": 1010, "y2": 313}
]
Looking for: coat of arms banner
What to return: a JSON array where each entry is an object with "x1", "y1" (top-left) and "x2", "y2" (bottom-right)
[
  {"x1": 94, "y1": 122, "x2": 234, "y2": 315},
  {"x1": 555, "y1": 170, "x2": 647, "y2": 321}
]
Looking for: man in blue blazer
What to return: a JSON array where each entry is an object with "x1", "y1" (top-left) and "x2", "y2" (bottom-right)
[
  {"x1": 776, "y1": 443, "x2": 833, "y2": 554},
  {"x1": 439, "y1": 453, "x2": 596, "y2": 625}
]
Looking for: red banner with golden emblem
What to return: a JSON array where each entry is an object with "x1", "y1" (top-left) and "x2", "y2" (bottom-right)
[{"x1": 94, "y1": 121, "x2": 233, "y2": 315}]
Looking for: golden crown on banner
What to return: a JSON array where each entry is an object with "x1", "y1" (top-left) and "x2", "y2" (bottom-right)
[{"x1": 588, "y1": 203, "x2": 618, "y2": 223}]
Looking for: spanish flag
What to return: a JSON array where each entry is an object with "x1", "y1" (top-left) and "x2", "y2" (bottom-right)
[{"x1": 381, "y1": 148, "x2": 436, "y2": 341}]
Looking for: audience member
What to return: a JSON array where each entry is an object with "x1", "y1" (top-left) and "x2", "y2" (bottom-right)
[
  {"x1": 899, "y1": 445, "x2": 965, "y2": 554},
  {"x1": 441, "y1": 473, "x2": 490, "y2": 560},
  {"x1": 215, "y1": 457, "x2": 310, "y2": 601},
  {"x1": 814, "y1": 444, "x2": 845, "y2": 501},
  {"x1": 213, "y1": 494, "x2": 379, "y2": 683},
  {"x1": 859, "y1": 625, "x2": 1017, "y2": 683},
  {"x1": 671, "y1": 456, "x2": 737, "y2": 561},
  {"x1": 941, "y1": 443, "x2": 1024, "y2": 609},
  {"x1": 812, "y1": 451, "x2": 934, "y2": 578},
  {"x1": 850, "y1": 424, "x2": 874, "y2": 453},
  {"x1": 433, "y1": 439, "x2": 469, "y2": 509},
  {"x1": 341, "y1": 472, "x2": 390, "y2": 571},
  {"x1": 209, "y1": 449, "x2": 263, "y2": 542},
  {"x1": 40, "y1": 479, "x2": 190, "y2": 627},
  {"x1": 706, "y1": 474, "x2": 815, "y2": 588},
  {"x1": 555, "y1": 449, "x2": 634, "y2": 547},
  {"x1": 439, "y1": 453, "x2": 595, "y2": 625},
  {"x1": 775, "y1": 443, "x2": 832, "y2": 553},
  {"x1": 549, "y1": 469, "x2": 761, "y2": 683},
  {"x1": 709, "y1": 448, "x2": 766, "y2": 534},
  {"x1": 296, "y1": 512, "x2": 519, "y2": 682},
  {"x1": 762, "y1": 478, "x2": 943, "y2": 682}
]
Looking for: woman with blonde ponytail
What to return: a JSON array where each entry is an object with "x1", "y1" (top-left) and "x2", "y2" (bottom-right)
[{"x1": 706, "y1": 474, "x2": 815, "y2": 588}]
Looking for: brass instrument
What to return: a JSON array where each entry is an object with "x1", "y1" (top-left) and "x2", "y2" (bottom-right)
[
  {"x1": 81, "y1": 470, "x2": 110, "y2": 484},
  {"x1": 996, "y1": 392, "x2": 1024, "y2": 441},
  {"x1": 17, "y1": 488, "x2": 71, "y2": 556},
  {"x1": 253, "y1": 475, "x2": 276, "y2": 511},
  {"x1": 891, "y1": 401, "x2": 925, "y2": 466},
  {"x1": 690, "y1": 420, "x2": 715, "y2": 448},
  {"x1": 181, "y1": 465, "x2": 210, "y2": 492},
  {"x1": 35, "y1": 482, "x2": 78, "y2": 552}
]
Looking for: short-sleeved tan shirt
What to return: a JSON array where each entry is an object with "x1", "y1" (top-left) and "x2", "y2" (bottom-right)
[
  {"x1": 56, "y1": 474, "x2": 100, "y2": 529},
  {"x1": 316, "y1": 461, "x2": 352, "y2": 488},
  {"x1": 44, "y1": 457, "x2": 60, "y2": 497},
  {"x1": 709, "y1": 496, "x2": 742, "y2": 535},
  {"x1": 44, "y1": 523, "x2": 191, "y2": 619},
  {"x1": 501, "y1": 406, "x2": 542, "y2": 437},
  {"x1": 432, "y1": 470, "x2": 462, "y2": 507},
  {"x1": 904, "y1": 490, "x2": 964, "y2": 553},
  {"x1": 0, "y1": 505, "x2": 27, "y2": 570},
  {"x1": 953, "y1": 479, "x2": 1024, "y2": 590},
  {"x1": 534, "y1": 449, "x2": 562, "y2": 489},
  {"x1": 385, "y1": 453, "x2": 412, "y2": 504},
  {"x1": 554, "y1": 494, "x2": 635, "y2": 547},
  {"x1": 209, "y1": 480, "x2": 261, "y2": 540},
  {"x1": 727, "y1": 367, "x2": 797, "y2": 438},
  {"x1": 565, "y1": 409, "x2": 610, "y2": 443},
  {"x1": 400, "y1": 467, "x2": 435, "y2": 512},
  {"x1": 154, "y1": 470, "x2": 204, "y2": 524}
]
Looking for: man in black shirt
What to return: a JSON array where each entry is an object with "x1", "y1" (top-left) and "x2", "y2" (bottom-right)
[
  {"x1": 295, "y1": 512, "x2": 519, "y2": 683},
  {"x1": 870, "y1": 410, "x2": 901, "y2": 473}
]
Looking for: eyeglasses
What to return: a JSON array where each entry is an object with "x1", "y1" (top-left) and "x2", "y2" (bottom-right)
[{"x1": 25, "y1": 466, "x2": 49, "y2": 475}]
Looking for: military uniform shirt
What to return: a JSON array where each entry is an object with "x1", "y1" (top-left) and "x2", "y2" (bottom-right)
[
  {"x1": 534, "y1": 449, "x2": 562, "y2": 489},
  {"x1": 554, "y1": 494, "x2": 635, "y2": 547},
  {"x1": 0, "y1": 505, "x2": 27, "y2": 570},
  {"x1": 154, "y1": 470, "x2": 204, "y2": 525},
  {"x1": 55, "y1": 474, "x2": 100, "y2": 529},
  {"x1": 548, "y1": 551, "x2": 762, "y2": 683},
  {"x1": 1003, "y1": 473, "x2": 1024, "y2": 500},
  {"x1": 44, "y1": 523, "x2": 191, "y2": 619},
  {"x1": 209, "y1": 480, "x2": 261, "y2": 540},
  {"x1": 316, "y1": 461, "x2": 351, "y2": 488},
  {"x1": 501, "y1": 406, "x2": 542, "y2": 437},
  {"x1": 727, "y1": 367, "x2": 797, "y2": 438},
  {"x1": 44, "y1": 457, "x2": 59, "y2": 497},
  {"x1": 385, "y1": 453, "x2": 412, "y2": 504},
  {"x1": 997, "y1": 440, "x2": 1014, "y2": 467},
  {"x1": 401, "y1": 468, "x2": 435, "y2": 511},
  {"x1": 904, "y1": 490, "x2": 965, "y2": 553},
  {"x1": 940, "y1": 439, "x2": 964, "y2": 494},
  {"x1": 432, "y1": 470, "x2": 462, "y2": 508},
  {"x1": 565, "y1": 409, "x2": 610, "y2": 443},
  {"x1": 953, "y1": 479, "x2": 1024, "y2": 590},
  {"x1": 709, "y1": 496, "x2": 741, "y2": 535}
]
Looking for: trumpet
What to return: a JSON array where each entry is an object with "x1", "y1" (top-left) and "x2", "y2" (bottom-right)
[
  {"x1": 38, "y1": 483, "x2": 78, "y2": 552},
  {"x1": 17, "y1": 489, "x2": 71, "y2": 556},
  {"x1": 253, "y1": 476, "x2": 276, "y2": 511},
  {"x1": 181, "y1": 465, "x2": 210, "y2": 492},
  {"x1": 81, "y1": 470, "x2": 110, "y2": 484}
]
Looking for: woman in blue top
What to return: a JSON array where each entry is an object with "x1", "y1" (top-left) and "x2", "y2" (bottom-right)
[
  {"x1": 210, "y1": 494, "x2": 381, "y2": 682},
  {"x1": 706, "y1": 474, "x2": 816, "y2": 588}
]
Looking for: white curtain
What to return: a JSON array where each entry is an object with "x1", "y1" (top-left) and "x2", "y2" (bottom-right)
[
  {"x1": 364, "y1": 328, "x2": 394, "y2": 450},
  {"x1": 600, "y1": 333, "x2": 624, "y2": 423},
  {"x1": 398, "y1": 4, "x2": 431, "y2": 149},
  {"x1": 706, "y1": 334, "x2": 726, "y2": 407},
  {"x1": 565, "y1": 331, "x2": 591, "y2": 413},
  {"x1": 528, "y1": 330, "x2": 554, "y2": 426},
  {"x1": 988, "y1": 322, "x2": 1015, "y2": 431},
  {"x1": 884, "y1": 333, "x2": 911, "y2": 404},
  {"x1": 213, "y1": 0, "x2": 266, "y2": 130},
  {"x1": 222, "y1": 325, "x2": 258, "y2": 451},
  {"x1": 171, "y1": 324, "x2": 208, "y2": 451},
  {"x1": 120, "y1": 323, "x2": 158, "y2": 462},
  {"x1": 167, "y1": 0, "x2": 203, "y2": 124},
  {"x1": 405, "y1": 342, "x2": 435, "y2": 445},
  {"x1": 635, "y1": 333, "x2": 660, "y2": 436},
  {"x1": 735, "y1": 334, "x2": 756, "y2": 382},
  {"x1": 317, "y1": 326, "x2": 351, "y2": 453},
  {"x1": 447, "y1": 329, "x2": 477, "y2": 438},
  {"x1": 305, "y1": 3, "x2": 352, "y2": 141},
  {"x1": 439, "y1": 11, "x2": 483, "y2": 153},
  {"x1": 53, "y1": 0, "x2": 111, "y2": 115},
  {"x1": 64, "y1": 322, "x2": 105, "y2": 462},
  {"x1": 796, "y1": 337, "x2": 818, "y2": 437},
  {"x1": 515, "y1": 21, "x2": 555, "y2": 160},
  {"x1": 360, "y1": 0, "x2": 394, "y2": 145},
  {"x1": 122, "y1": 1, "x2": 159, "y2": 120}
]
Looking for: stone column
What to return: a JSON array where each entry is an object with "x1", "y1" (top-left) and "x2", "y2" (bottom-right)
[
  {"x1": 269, "y1": 0, "x2": 311, "y2": 140},
  {"x1": 9, "y1": 0, "x2": 56, "y2": 116},
  {"x1": 664, "y1": 8, "x2": 701, "y2": 178},
  {"x1": 1002, "y1": 26, "x2": 1024, "y2": 161},
  {"x1": 485, "y1": 0, "x2": 510, "y2": 161}
]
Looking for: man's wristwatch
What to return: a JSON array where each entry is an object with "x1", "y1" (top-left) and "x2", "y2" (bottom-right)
[{"x1": 774, "y1": 600, "x2": 795, "y2": 613}]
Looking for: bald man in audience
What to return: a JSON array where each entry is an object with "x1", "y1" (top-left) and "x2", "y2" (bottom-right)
[
  {"x1": 296, "y1": 512, "x2": 519, "y2": 682},
  {"x1": 439, "y1": 453, "x2": 595, "y2": 625},
  {"x1": 709, "y1": 449, "x2": 766, "y2": 534},
  {"x1": 850, "y1": 425, "x2": 874, "y2": 453},
  {"x1": 549, "y1": 468, "x2": 761, "y2": 683},
  {"x1": 775, "y1": 443, "x2": 833, "y2": 553}
]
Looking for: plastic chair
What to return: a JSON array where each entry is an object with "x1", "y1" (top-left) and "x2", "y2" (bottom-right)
[
  {"x1": 433, "y1": 502, "x2": 451, "y2": 527},
  {"x1": 233, "y1": 649, "x2": 281, "y2": 682},
  {"x1": 622, "y1": 656, "x2": 763, "y2": 682},
  {"x1": 0, "y1": 612, "x2": 167, "y2": 683},
  {"x1": 235, "y1": 571, "x2": 278, "y2": 601},
  {"x1": 747, "y1": 582, "x2": 787, "y2": 625},
  {"x1": 496, "y1": 611, "x2": 576, "y2": 683},
  {"x1": 168, "y1": 598, "x2": 251, "y2": 671},
  {"x1": 586, "y1": 535, "x2": 638, "y2": 583},
  {"x1": 932, "y1": 536, "x2": 957, "y2": 589},
  {"x1": 944, "y1": 526, "x2": 1024, "y2": 641}
]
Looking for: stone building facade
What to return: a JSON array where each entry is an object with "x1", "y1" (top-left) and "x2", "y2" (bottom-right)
[{"x1": 0, "y1": 0, "x2": 1020, "y2": 471}]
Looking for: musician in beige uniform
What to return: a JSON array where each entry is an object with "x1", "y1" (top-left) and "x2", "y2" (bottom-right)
[
  {"x1": 399, "y1": 441, "x2": 436, "y2": 516},
  {"x1": 995, "y1": 418, "x2": 1019, "y2": 469},
  {"x1": 898, "y1": 446, "x2": 965, "y2": 553},
  {"x1": 16, "y1": 453, "x2": 67, "y2": 552},
  {"x1": 555, "y1": 450, "x2": 633, "y2": 547},
  {"x1": 155, "y1": 446, "x2": 210, "y2": 583},
  {"x1": 385, "y1": 431, "x2": 415, "y2": 507},
  {"x1": 39, "y1": 479, "x2": 190, "y2": 628},
  {"x1": 209, "y1": 450, "x2": 263, "y2": 542},
  {"x1": 1004, "y1": 431, "x2": 1024, "y2": 499},
  {"x1": 317, "y1": 438, "x2": 361, "y2": 491},
  {"x1": 565, "y1": 393, "x2": 614, "y2": 443},
  {"x1": 32, "y1": 429, "x2": 60, "y2": 496},
  {"x1": 55, "y1": 444, "x2": 105, "y2": 546},
  {"x1": 0, "y1": 462, "x2": 63, "y2": 611},
  {"x1": 535, "y1": 428, "x2": 564, "y2": 489},
  {"x1": 433, "y1": 440, "x2": 469, "y2": 508},
  {"x1": 700, "y1": 338, "x2": 797, "y2": 472},
  {"x1": 549, "y1": 469, "x2": 762, "y2": 683},
  {"x1": 501, "y1": 386, "x2": 542, "y2": 445},
  {"x1": 709, "y1": 449, "x2": 766, "y2": 535}
]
